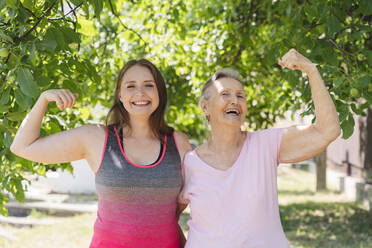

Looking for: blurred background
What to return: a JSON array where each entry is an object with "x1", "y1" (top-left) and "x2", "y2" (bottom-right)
[{"x1": 0, "y1": 0, "x2": 371, "y2": 247}]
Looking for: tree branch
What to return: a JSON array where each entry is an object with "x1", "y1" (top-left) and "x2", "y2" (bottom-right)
[
  {"x1": 108, "y1": 0, "x2": 148, "y2": 54},
  {"x1": 19, "y1": 2, "x2": 38, "y2": 19},
  {"x1": 48, "y1": 1, "x2": 83, "y2": 21},
  {"x1": 328, "y1": 38, "x2": 350, "y2": 75},
  {"x1": 19, "y1": 0, "x2": 59, "y2": 41},
  {"x1": 66, "y1": 1, "x2": 80, "y2": 50}
]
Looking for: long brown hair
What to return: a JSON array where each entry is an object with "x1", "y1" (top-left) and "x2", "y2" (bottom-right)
[{"x1": 105, "y1": 59, "x2": 173, "y2": 141}]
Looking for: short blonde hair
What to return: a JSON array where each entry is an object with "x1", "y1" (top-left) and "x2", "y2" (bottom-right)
[{"x1": 201, "y1": 68, "x2": 242, "y2": 100}]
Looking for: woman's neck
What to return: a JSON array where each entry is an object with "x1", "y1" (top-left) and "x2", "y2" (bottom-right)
[
  {"x1": 124, "y1": 116, "x2": 154, "y2": 139},
  {"x1": 207, "y1": 123, "x2": 245, "y2": 152}
]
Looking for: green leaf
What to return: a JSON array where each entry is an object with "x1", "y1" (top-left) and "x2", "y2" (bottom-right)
[
  {"x1": 324, "y1": 51, "x2": 338, "y2": 66},
  {"x1": 6, "y1": 111, "x2": 26, "y2": 121},
  {"x1": 60, "y1": 27, "x2": 80, "y2": 44},
  {"x1": 3, "y1": 130, "x2": 12, "y2": 148},
  {"x1": 0, "y1": 105, "x2": 10, "y2": 112},
  {"x1": 366, "y1": 51, "x2": 372, "y2": 67},
  {"x1": 305, "y1": 5, "x2": 317, "y2": 23},
  {"x1": 21, "y1": 0, "x2": 33, "y2": 9},
  {"x1": 0, "y1": 0, "x2": 5, "y2": 10},
  {"x1": 84, "y1": 60, "x2": 100, "y2": 83},
  {"x1": 327, "y1": 15, "x2": 341, "y2": 38},
  {"x1": 38, "y1": 37, "x2": 57, "y2": 52},
  {"x1": 0, "y1": 87, "x2": 10, "y2": 105},
  {"x1": 365, "y1": 92, "x2": 372, "y2": 105},
  {"x1": 50, "y1": 27, "x2": 66, "y2": 49},
  {"x1": 350, "y1": 103, "x2": 362, "y2": 115},
  {"x1": 0, "y1": 30, "x2": 13, "y2": 43},
  {"x1": 333, "y1": 77, "x2": 344, "y2": 88},
  {"x1": 28, "y1": 42, "x2": 36, "y2": 62},
  {"x1": 15, "y1": 90, "x2": 33, "y2": 111},
  {"x1": 13, "y1": 179, "x2": 25, "y2": 203},
  {"x1": 8, "y1": 53, "x2": 21, "y2": 67},
  {"x1": 286, "y1": 71, "x2": 299, "y2": 88},
  {"x1": 359, "y1": 0, "x2": 372, "y2": 16},
  {"x1": 6, "y1": 0, "x2": 18, "y2": 9},
  {"x1": 33, "y1": 74, "x2": 50, "y2": 87},
  {"x1": 89, "y1": 0, "x2": 103, "y2": 18},
  {"x1": 337, "y1": 102, "x2": 348, "y2": 122},
  {"x1": 15, "y1": 68, "x2": 39, "y2": 98},
  {"x1": 82, "y1": 1, "x2": 90, "y2": 19},
  {"x1": 340, "y1": 113, "x2": 355, "y2": 139},
  {"x1": 359, "y1": 75, "x2": 370, "y2": 88},
  {"x1": 70, "y1": 0, "x2": 83, "y2": 6}
]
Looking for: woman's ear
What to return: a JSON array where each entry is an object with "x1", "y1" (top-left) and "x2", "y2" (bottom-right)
[{"x1": 200, "y1": 98, "x2": 208, "y2": 115}]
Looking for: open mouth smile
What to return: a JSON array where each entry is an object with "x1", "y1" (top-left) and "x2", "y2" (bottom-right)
[
  {"x1": 131, "y1": 100, "x2": 151, "y2": 106},
  {"x1": 225, "y1": 108, "x2": 241, "y2": 116}
]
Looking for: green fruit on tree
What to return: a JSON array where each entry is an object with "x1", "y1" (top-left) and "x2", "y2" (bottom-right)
[
  {"x1": 350, "y1": 88, "x2": 359, "y2": 97},
  {"x1": 0, "y1": 48, "x2": 9, "y2": 57}
]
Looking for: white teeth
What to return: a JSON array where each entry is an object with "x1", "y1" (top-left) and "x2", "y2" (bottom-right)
[
  {"x1": 225, "y1": 108, "x2": 240, "y2": 115},
  {"x1": 133, "y1": 101, "x2": 149, "y2": 105}
]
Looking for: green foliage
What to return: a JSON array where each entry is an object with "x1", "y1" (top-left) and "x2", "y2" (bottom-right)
[{"x1": 0, "y1": 0, "x2": 371, "y2": 214}]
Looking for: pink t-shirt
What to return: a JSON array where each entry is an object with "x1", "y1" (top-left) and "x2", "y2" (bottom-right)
[{"x1": 179, "y1": 128, "x2": 290, "y2": 248}]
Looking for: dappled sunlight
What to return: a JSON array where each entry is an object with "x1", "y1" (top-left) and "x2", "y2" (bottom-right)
[
  {"x1": 280, "y1": 202, "x2": 372, "y2": 247},
  {"x1": 277, "y1": 167, "x2": 372, "y2": 247}
]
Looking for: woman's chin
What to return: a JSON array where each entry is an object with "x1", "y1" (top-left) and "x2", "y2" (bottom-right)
[{"x1": 212, "y1": 118, "x2": 244, "y2": 128}]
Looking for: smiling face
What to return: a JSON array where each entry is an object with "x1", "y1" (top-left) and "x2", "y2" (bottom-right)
[
  {"x1": 201, "y1": 77, "x2": 247, "y2": 127},
  {"x1": 119, "y1": 65, "x2": 159, "y2": 118}
]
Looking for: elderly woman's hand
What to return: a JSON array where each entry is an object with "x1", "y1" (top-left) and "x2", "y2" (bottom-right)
[{"x1": 278, "y1": 48, "x2": 316, "y2": 74}]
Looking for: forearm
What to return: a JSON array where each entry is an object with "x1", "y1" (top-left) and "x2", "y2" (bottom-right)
[
  {"x1": 307, "y1": 66, "x2": 341, "y2": 139},
  {"x1": 10, "y1": 95, "x2": 49, "y2": 153}
]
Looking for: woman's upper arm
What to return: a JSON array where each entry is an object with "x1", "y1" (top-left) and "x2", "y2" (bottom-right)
[
  {"x1": 174, "y1": 131, "x2": 192, "y2": 207},
  {"x1": 15, "y1": 124, "x2": 105, "y2": 165},
  {"x1": 174, "y1": 131, "x2": 192, "y2": 164},
  {"x1": 279, "y1": 124, "x2": 331, "y2": 163}
]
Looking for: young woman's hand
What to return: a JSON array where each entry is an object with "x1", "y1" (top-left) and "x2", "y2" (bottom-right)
[{"x1": 41, "y1": 89, "x2": 79, "y2": 110}]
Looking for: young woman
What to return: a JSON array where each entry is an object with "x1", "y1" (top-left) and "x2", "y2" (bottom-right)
[
  {"x1": 11, "y1": 59, "x2": 191, "y2": 248},
  {"x1": 178, "y1": 49, "x2": 341, "y2": 247}
]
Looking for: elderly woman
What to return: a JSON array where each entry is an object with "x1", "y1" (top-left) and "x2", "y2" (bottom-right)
[{"x1": 179, "y1": 49, "x2": 341, "y2": 247}]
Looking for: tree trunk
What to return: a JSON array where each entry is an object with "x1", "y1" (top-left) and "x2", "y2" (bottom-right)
[
  {"x1": 364, "y1": 108, "x2": 372, "y2": 181},
  {"x1": 316, "y1": 149, "x2": 327, "y2": 191}
]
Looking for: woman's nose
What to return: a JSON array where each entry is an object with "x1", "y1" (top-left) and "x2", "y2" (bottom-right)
[
  {"x1": 230, "y1": 95, "x2": 238, "y2": 104},
  {"x1": 135, "y1": 86, "x2": 146, "y2": 95}
]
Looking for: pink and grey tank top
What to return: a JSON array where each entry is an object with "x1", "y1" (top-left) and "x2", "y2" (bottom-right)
[{"x1": 90, "y1": 125, "x2": 182, "y2": 248}]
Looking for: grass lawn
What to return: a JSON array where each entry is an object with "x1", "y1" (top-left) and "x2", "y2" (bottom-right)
[
  {"x1": 278, "y1": 166, "x2": 372, "y2": 248},
  {"x1": 1, "y1": 166, "x2": 371, "y2": 247}
]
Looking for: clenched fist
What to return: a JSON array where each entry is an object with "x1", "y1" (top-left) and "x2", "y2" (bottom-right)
[
  {"x1": 41, "y1": 89, "x2": 79, "y2": 110},
  {"x1": 278, "y1": 48, "x2": 316, "y2": 74}
]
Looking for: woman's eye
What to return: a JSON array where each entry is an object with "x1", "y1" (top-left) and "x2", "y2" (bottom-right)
[
  {"x1": 127, "y1": 85, "x2": 135, "y2": 88},
  {"x1": 237, "y1": 95, "x2": 244, "y2": 98},
  {"x1": 145, "y1": 84, "x2": 154, "y2": 87},
  {"x1": 222, "y1": 92, "x2": 229, "y2": 96}
]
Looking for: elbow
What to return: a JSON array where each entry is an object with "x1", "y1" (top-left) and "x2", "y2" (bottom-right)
[
  {"x1": 10, "y1": 143, "x2": 16, "y2": 154},
  {"x1": 10, "y1": 143, "x2": 23, "y2": 157},
  {"x1": 322, "y1": 124, "x2": 341, "y2": 144},
  {"x1": 315, "y1": 121, "x2": 341, "y2": 145},
  {"x1": 10, "y1": 143, "x2": 19, "y2": 155},
  {"x1": 329, "y1": 121, "x2": 341, "y2": 141}
]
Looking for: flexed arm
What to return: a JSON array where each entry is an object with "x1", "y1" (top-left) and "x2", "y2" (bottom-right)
[
  {"x1": 10, "y1": 89, "x2": 102, "y2": 167},
  {"x1": 278, "y1": 49, "x2": 341, "y2": 163}
]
